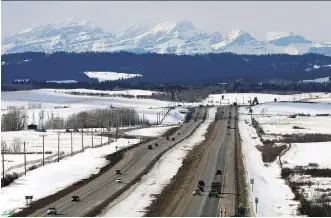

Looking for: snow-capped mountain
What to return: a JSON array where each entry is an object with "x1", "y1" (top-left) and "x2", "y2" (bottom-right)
[
  {"x1": 2, "y1": 18, "x2": 116, "y2": 53},
  {"x1": 2, "y1": 18, "x2": 330, "y2": 56}
]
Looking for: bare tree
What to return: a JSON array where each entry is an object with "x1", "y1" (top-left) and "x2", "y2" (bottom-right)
[
  {"x1": 39, "y1": 110, "x2": 45, "y2": 128},
  {"x1": 12, "y1": 137, "x2": 21, "y2": 154},
  {"x1": 1, "y1": 139, "x2": 7, "y2": 153},
  {"x1": 1, "y1": 108, "x2": 28, "y2": 131}
]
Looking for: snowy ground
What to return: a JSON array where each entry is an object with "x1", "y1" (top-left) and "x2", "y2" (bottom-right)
[
  {"x1": 281, "y1": 142, "x2": 331, "y2": 203},
  {"x1": 1, "y1": 138, "x2": 140, "y2": 216},
  {"x1": 238, "y1": 110, "x2": 299, "y2": 216},
  {"x1": 239, "y1": 101, "x2": 331, "y2": 216},
  {"x1": 100, "y1": 107, "x2": 217, "y2": 217},
  {"x1": 205, "y1": 92, "x2": 330, "y2": 105},
  {"x1": 83, "y1": 72, "x2": 142, "y2": 82},
  {"x1": 125, "y1": 125, "x2": 179, "y2": 137},
  {"x1": 1, "y1": 129, "x2": 109, "y2": 175},
  {"x1": 1, "y1": 89, "x2": 188, "y2": 125}
]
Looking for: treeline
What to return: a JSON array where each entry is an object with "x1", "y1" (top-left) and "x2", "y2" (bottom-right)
[
  {"x1": 2, "y1": 51, "x2": 331, "y2": 84},
  {"x1": 1, "y1": 107, "x2": 147, "y2": 131}
]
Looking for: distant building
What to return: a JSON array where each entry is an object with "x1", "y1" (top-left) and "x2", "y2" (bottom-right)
[{"x1": 27, "y1": 124, "x2": 38, "y2": 130}]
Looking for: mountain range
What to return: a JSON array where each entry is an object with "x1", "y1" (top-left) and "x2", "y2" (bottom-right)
[{"x1": 2, "y1": 18, "x2": 331, "y2": 56}]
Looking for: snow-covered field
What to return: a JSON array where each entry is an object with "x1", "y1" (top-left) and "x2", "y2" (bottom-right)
[
  {"x1": 1, "y1": 129, "x2": 109, "y2": 175},
  {"x1": 125, "y1": 125, "x2": 179, "y2": 137},
  {"x1": 238, "y1": 109, "x2": 299, "y2": 216},
  {"x1": 205, "y1": 92, "x2": 329, "y2": 105},
  {"x1": 239, "y1": 100, "x2": 331, "y2": 216},
  {"x1": 100, "y1": 107, "x2": 217, "y2": 217},
  {"x1": 83, "y1": 72, "x2": 142, "y2": 82},
  {"x1": 1, "y1": 89, "x2": 187, "y2": 125},
  {"x1": 1, "y1": 138, "x2": 140, "y2": 215}
]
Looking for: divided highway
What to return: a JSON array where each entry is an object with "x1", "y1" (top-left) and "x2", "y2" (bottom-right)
[
  {"x1": 171, "y1": 106, "x2": 237, "y2": 217},
  {"x1": 27, "y1": 107, "x2": 207, "y2": 217}
]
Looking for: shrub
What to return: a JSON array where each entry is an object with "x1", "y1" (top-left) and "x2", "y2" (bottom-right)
[{"x1": 1, "y1": 172, "x2": 19, "y2": 187}]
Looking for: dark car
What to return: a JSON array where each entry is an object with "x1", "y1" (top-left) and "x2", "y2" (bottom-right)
[
  {"x1": 172, "y1": 137, "x2": 175, "y2": 141},
  {"x1": 72, "y1": 196, "x2": 80, "y2": 202},
  {"x1": 116, "y1": 170, "x2": 121, "y2": 175},
  {"x1": 155, "y1": 143, "x2": 159, "y2": 147},
  {"x1": 166, "y1": 136, "x2": 170, "y2": 140},
  {"x1": 178, "y1": 132, "x2": 180, "y2": 135},
  {"x1": 228, "y1": 120, "x2": 230, "y2": 124},
  {"x1": 229, "y1": 115, "x2": 232, "y2": 119},
  {"x1": 209, "y1": 189, "x2": 220, "y2": 198},
  {"x1": 148, "y1": 145, "x2": 153, "y2": 149},
  {"x1": 194, "y1": 119, "x2": 197, "y2": 122},
  {"x1": 227, "y1": 125, "x2": 231, "y2": 129},
  {"x1": 216, "y1": 170, "x2": 222, "y2": 175},
  {"x1": 198, "y1": 180, "x2": 205, "y2": 187},
  {"x1": 211, "y1": 182, "x2": 222, "y2": 191},
  {"x1": 197, "y1": 186, "x2": 204, "y2": 192},
  {"x1": 66, "y1": 129, "x2": 71, "y2": 133}
]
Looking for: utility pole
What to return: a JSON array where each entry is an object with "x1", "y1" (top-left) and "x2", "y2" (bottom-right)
[
  {"x1": 81, "y1": 123, "x2": 84, "y2": 152},
  {"x1": 42, "y1": 135, "x2": 45, "y2": 166},
  {"x1": 235, "y1": 111, "x2": 238, "y2": 214},
  {"x1": 57, "y1": 132, "x2": 60, "y2": 162},
  {"x1": 100, "y1": 120, "x2": 103, "y2": 146},
  {"x1": 24, "y1": 141, "x2": 26, "y2": 175},
  {"x1": 92, "y1": 128, "x2": 94, "y2": 148},
  {"x1": 70, "y1": 131, "x2": 73, "y2": 156},
  {"x1": 2, "y1": 145, "x2": 5, "y2": 181}
]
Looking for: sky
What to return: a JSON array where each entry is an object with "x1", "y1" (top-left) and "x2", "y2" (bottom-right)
[{"x1": 2, "y1": 1, "x2": 331, "y2": 42}]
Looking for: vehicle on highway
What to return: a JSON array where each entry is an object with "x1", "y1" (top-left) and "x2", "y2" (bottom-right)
[
  {"x1": 227, "y1": 125, "x2": 231, "y2": 129},
  {"x1": 229, "y1": 115, "x2": 232, "y2": 119},
  {"x1": 66, "y1": 129, "x2": 71, "y2": 133},
  {"x1": 72, "y1": 196, "x2": 80, "y2": 202},
  {"x1": 178, "y1": 132, "x2": 180, "y2": 135},
  {"x1": 198, "y1": 180, "x2": 205, "y2": 187},
  {"x1": 194, "y1": 119, "x2": 197, "y2": 122},
  {"x1": 211, "y1": 182, "x2": 222, "y2": 194},
  {"x1": 116, "y1": 178, "x2": 123, "y2": 183},
  {"x1": 209, "y1": 189, "x2": 220, "y2": 198},
  {"x1": 116, "y1": 170, "x2": 121, "y2": 175},
  {"x1": 155, "y1": 143, "x2": 158, "y2": 147},
  {"x1": 215, "y1": 170, "x2": 222, "y2": 175},
  {"x1": 228, "y1": 120, "x2": 230, "y2": 124},
  {"x1": 229, "y1": 112, "x2": 232, "y2": 115},
  {"x1": 47, "y1": 207, "x2": 57, "y2": 215},
  {"x1": 193, "y1": 188, "x2": 201, "y2": 196},
  {"x1": 166, "y1": 136, "x2": 170, "y2": 140},
  {"x1": 148, "y1": 145, "x2": 153, "y2": 149},
  {"x1": 172, "y1": 137, "x2": 175, "y2": 141},
  {"x1": 197, "y1": 186, "x2": 204, "y2": 192},
  {"x1": 228, "y1": 132, "x2": 230, "y2": 135}
]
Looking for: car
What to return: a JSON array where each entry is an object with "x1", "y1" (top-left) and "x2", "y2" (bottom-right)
[
  {"x1": 116, "y1": 170, "x2": 121, "y2": 175},
  {"x1": 116, "y1": 178, "x2": 122, "y2": 183},
  {"x1": 229, "y1": 112, "x2": 232, "y2": 115},
  {"x1": 209, "y1": 189, "x2": 220, "y2": 198},
  {"x1": 227, "y1": 125, "x2": 231, "y2": 129},
  {"x1": 47, "y1": 207, "x2": 57, "y2": 215},
  {"x1": 66, "y1": 129, "x2": 71, "y2": 133},
  {"x1": 155, "y1": 143, "x2": 158, "y2": 147},
  {"x1": 198, "y1": 180, "x2": 205, "y2": 187},
  {"x1": 166, "y1": 136, "x2": 170, "y2": 140},
  {"x1": 197, "y1": 186, "x2": 204, "y2": 192},
  {"x1": 194, "y1": 119, "x2": 197, "y2": 122},
  {"x1": 227, "y1": 132, "x2": 230, "y2": 135},
  {"x1": 193, "y1": 188, "x2": 201, "y2": 196},
  {"x1": 229, "y1": 116, "x2": 232, "y2": 119},
  {"x1": 228, "y1": 120, "x2": 230, "y2": 124},
  {"x1": 172, "y1": 137, "x2": 175, "y2": 141},
  {"x1": 72, "y1": 196, "x2": 80, "y2": 202},
  {"x1": 178, "y1": 132, "x2": 180, "y2": 135},
  {"x1": 148, "y1": 145, "x2": 153, "y2": 149},
  {"x1": 197, "y1": 112, "x2": 200, "y2": 115},
  {"x1": 216, "y1": 170, "x2": 222, "y2": 175},
  {"x1": 211, "y1": 182, "x2": 222, "y2": 191}
]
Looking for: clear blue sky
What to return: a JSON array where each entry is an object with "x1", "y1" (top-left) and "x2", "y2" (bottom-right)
[{"x1": 2, "y1": 1, "x2": 331, "y2": 42}]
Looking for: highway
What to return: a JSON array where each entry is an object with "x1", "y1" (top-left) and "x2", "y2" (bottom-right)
[
  {"x1": 27, "y1": 106, "x2": 207, "y2": 217},
  {"x1": 171, "y1": 106, "x2": 237, "y2": 217}
]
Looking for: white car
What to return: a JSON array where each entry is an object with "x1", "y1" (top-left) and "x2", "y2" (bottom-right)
[
  {"x1": 116, "y1": 178, "x2": 122, "y2": 183},
  {"x1": 47, "y1": 207, "x2": 57, "y2": 215}
]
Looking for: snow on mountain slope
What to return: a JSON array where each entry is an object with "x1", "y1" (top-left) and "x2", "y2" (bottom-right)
[
  {"x1": 301, "y1": 76, "x2": 330, "y2": 83},
  {"x1": 83, "y1": 72, "x2": 142, "y2": 82},
  {"x1": 2, "y1": 18, "x2": 116, "y2": 54},
  {"x1": 266, "y1": 31, "x2": 312, "y2": 46},
  {"x1": 2, "y1": 18, "x2": 330, "y2": 56}
]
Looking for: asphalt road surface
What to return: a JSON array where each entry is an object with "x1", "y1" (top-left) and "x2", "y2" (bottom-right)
[
  {"x1": 27, "y1": 107, "x2": 207, "y2": 217},
  {"x1": 171, "y1": 106, "x2": 237, "y2": 217}
]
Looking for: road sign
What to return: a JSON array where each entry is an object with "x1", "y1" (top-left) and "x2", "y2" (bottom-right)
[
  {"x1": 255, "y1": 197, "x2": 258, "y2": 203},
  {"x1": 250, "y1": 179, "x2": 254, "y2": 184}
]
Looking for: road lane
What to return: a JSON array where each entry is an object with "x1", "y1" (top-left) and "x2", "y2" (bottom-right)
[{"x1": 27, "y1": 107, "x2": 207, "y2": 217}]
